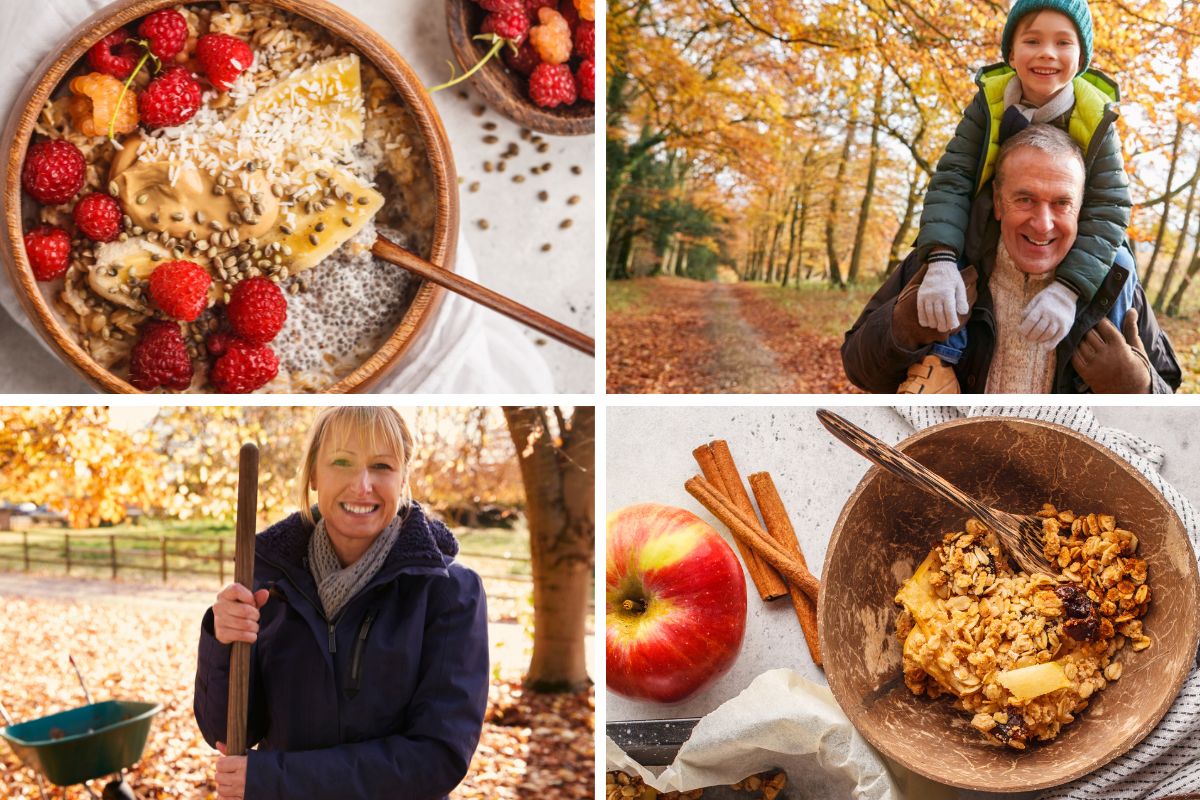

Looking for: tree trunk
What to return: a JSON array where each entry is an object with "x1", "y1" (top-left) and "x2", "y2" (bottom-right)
[
  {"x1": 1166, "y1": 209, "x2": 1200, "y2": 316},
  {"x1": 825, "y1": 113, "x2": 856, "y2": 287},
  {"x1": 1156, "y1": 159, "x2": 1200, "y2": 311},
  {"x1": 848, "y1": 74, "x2": 884, "y2": 284},
  {"x1": 781, "y1": 188, "x2": 800, "y2": 287},
  {"x1": 503, "y1": 406, "x2": 594, "y2": 693},
  {"x1": 888, "y1": 164, "x2": 924, "y2": 275},
  {"x1": 797, "y1": 175, "x2": 814, "y2": 283},
  {"x1": 1143, "y1": 118, "x2": 1185, "y2": 289}
]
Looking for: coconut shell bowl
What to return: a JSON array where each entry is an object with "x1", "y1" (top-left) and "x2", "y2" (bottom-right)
[
  {"x1": 1, "y1": 0, "x2": 459, "y2": 393},
  {"x1": 445, "y1": 0, "x2": 594, "y2": 135},
  {"x1": 819, "y1": 417, "x2": 1200, "y2": 792}
]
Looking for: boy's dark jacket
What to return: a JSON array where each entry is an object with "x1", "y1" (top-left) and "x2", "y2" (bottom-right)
[
  {"x1": 915, "y1": 63, "x2": 1131, "y2": 302},
  {"x1": 842, "y1": 192, "x2": 1181, "y2": 394},
  {"x1": 194, "y1": 502, "x2": 489, "y2": 800}
]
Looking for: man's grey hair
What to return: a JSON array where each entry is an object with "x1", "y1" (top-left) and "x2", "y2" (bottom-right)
[{"x1": 994, "y1": 124, "x2": 1085, "y2": 190}]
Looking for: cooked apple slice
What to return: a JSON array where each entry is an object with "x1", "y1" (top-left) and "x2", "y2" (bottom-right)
[
  {"x1": 996, "y1": 660, "x2": 1070, "y2": 701},
  {"x1": 895, "y1": 550, "x2": 943, "y2": 633}
]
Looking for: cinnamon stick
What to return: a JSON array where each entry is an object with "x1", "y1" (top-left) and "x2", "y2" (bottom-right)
[
  {"x1": 749, "y1": 472, "x2": 822, "y2": 667},
  {"x1": 693, "y1": 442, "x2": 788, "y2": 601},
  {"x1": 685, "y1": 475, "x2": 820, "y2": 602}
]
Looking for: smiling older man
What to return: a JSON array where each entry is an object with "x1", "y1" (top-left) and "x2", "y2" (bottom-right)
[{"x1": 842, "y1": 124, "x2": 1180, "y2": 394}]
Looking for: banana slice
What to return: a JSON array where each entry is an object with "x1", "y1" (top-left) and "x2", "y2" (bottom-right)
[
  {"x1": 230, "y1": 54, "x2": 365, "y2": 152},
  {"x1": 89, "y1": 238, "x2": 171, "y2": 311},
  {"x1": 266, "y1": 166, "x2": 383, "y2": 273}
]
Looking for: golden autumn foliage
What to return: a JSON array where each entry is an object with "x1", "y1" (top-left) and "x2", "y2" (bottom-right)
[{"x1": 0, "y1": 407, "x2": 526, "y2": 529}]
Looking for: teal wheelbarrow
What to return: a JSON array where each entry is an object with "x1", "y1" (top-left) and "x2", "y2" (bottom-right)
[{"x1": 0, "y1": 698, "x2": 161, "y2": 799}]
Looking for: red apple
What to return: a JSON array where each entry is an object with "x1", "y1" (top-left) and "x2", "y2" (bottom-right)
[{"x1": 606, "y1": 503, "x2": 747, "y2": 703}]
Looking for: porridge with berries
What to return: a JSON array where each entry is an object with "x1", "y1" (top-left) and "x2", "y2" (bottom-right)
[
  {"x1": 19, "y1": 2, "x2": 439, "y2": 392},
  {"x1": 894, "y1": 505, "x2": 1151, "y2": 750}
]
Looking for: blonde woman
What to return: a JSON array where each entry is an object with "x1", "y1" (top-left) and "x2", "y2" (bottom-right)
[{"x1": 194, "y1": 407, "x2": 489, "y2": 799}]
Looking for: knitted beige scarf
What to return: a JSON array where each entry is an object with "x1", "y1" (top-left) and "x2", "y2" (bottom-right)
[
  {"x1": 307, "y1": 512, "x2": 404, "y2": 619},
  {"x1": 985, "y1": 241, "x2": 1058, "y2": 394}
]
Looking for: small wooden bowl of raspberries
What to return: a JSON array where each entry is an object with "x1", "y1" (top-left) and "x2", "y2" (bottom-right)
[
  {"x1": 1, "y1": 0, "x2": 459, "y2": 393},
  {"x1": 445, "y1": 0, "x2": 595, "y2": 135}
]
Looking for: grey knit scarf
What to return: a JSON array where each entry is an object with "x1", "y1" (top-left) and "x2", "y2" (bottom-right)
[
  {"x1": 307, "y1": 511, "x2": 405, "y2": 619},
  {"x1": 1003, "y1": 74, "x2": 1076, "y2": 124}
]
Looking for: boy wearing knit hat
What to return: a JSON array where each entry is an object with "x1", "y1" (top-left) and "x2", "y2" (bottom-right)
[{"x1": 898, "y1": 0, "x2": 1133, "y2": 393}]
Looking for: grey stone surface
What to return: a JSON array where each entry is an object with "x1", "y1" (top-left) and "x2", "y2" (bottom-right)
[{"x1": 605, "y1": 405, "x2": 1200, "y2": 799}]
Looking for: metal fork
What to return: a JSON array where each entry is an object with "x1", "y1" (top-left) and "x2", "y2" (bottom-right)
[{"x1": 816, "y1": 409, "x2": 1054, "y2": 575}]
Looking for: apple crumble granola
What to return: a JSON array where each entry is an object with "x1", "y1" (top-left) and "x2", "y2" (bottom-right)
[{"x1": 894, "y1": 504, "x2": 1151, "y2": 750}]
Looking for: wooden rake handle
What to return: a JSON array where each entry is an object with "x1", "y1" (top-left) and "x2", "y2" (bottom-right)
[
  {"x1": 226, "y1": 442, "x2": 259, "y2": 757},
  {"x1": 371, "y1": 236, "x2": 596, "y2": 355}
]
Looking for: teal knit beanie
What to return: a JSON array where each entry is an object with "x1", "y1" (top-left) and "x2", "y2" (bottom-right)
[{"x1": 1002, "y1": 0, "x2": 1093, "y2": 74}]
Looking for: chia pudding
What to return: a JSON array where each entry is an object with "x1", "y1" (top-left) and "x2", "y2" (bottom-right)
[{"x1": 22, "y1": 2, "x2": 438, "y2": 392}]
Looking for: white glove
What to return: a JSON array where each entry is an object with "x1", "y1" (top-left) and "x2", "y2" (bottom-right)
[
  {"x1": 1018, "y1": 281, "x2": 1078, "y2": 351},
  {"x1": 916, "y1": 260, "x2": 968, "y2": 333}
]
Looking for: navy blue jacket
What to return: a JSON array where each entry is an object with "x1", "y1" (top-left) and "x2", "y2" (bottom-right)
[{"x1": 194, "y1": 504, "x2": 489, "y2": 799}]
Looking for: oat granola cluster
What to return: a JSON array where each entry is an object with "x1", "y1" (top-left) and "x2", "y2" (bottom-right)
[
  {"x1": 894, "y1": 504, "x2": 1151, "y2": 749},
  {"x1": 605, "y1": 770, "x2": 787, "y2": 800}
]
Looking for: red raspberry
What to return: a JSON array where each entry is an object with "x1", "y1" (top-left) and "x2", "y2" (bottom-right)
[
  {"x1": 478, "y1": 0, "x2": 524, "y2": 14},
  {"x1": 504, "y1": 40, "x2": 542, "y2": 75},
  {"x1": 482, "y1": 10, "x2": 529, "y2": 44},
  {"x1": 576, "y1": 58, "x2": 595, "y2": 103},
  {"x1": 22, "y1": 140, "x2": 86, "y2": 205},
  {"x1": 87, "y1": 29, "x2": 140, "y2": 79},
  {"x1": 227, "y1": 277, "x2": 287, "y2": 345},
  {"x1": 529, "y1": 63, "x2": 577, "y2": 108},
  {"x1": 196, "y1": 33, "x2": 254, "y2": 91},
  {"x1": 139, "y1": 67, "x2": 202, "y2": 127},
  {"x1": 573, "y1": 20, "x2": 594, "y2": 60},
  {"x1": 205, "y1": 332, "x2": 235, "y2": 356},
  {"x1": 149, "y1": 260, "x2": 211, "y2": 322},
  {"x1": 129, "y1": 320, "x2": 193, "y2": 391},
  {"x1": 73, "y1": 193, "x2": 124, "y2": 243},
  {"x1": 210, "y1": 339, "x2": 279, "y2": 393},
  {"x1": 525, "y1": 0, "x2": 556, "y2": 17},
  {"x1": 23, "y1": 226, "x2": 71, "y2": 281},
  {"x1": 138, "y1": 9, "x2": 189, "y2": 61}
]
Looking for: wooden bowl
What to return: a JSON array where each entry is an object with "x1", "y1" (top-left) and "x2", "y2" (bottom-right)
[
  {"x1": 445, "y1": 0, "x2": 593, "y2": 135},
  {"x1": 1, "y1": 0, "x2": 458, "y2": 393},
  {"x1": 819, "y1": 417, "x2": 1200, "y2": 792}
]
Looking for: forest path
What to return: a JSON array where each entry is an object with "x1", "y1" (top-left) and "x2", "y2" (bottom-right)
[{"x1": 606, "y1": 277, "x2": 862, "y2": 393}]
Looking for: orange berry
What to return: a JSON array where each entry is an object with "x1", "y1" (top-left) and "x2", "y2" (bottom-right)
[
  {"x1": 68, "y1": 72, "x2": 138, "y2": 138},
  {"x1": 529, "y1": 8, "x2": 572, "y2": 65},
  {"x1": 573, "y1": 0, "x2": 595, "y2": 21}
]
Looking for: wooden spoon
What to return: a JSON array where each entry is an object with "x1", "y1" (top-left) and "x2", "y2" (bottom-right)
[
  {"x1": 815, "y1": 409, "x2": 1053, "y2": 574},
  {"x1": 371, "y1": 236, "x2": 594, "y2": 356},
  {"x1": 226, "y1": 442, "x2": 259, "y2": 758}
]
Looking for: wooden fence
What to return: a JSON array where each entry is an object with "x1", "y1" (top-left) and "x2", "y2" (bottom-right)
[{"x1": 0, "y1": 530, "x2": 534, "y2": 600}]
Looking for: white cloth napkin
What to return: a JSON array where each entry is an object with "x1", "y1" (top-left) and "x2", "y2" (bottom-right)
[
  {"x1": 893, "y1": 406, "x2": 1200, "y2": 800},
  {"x1": 0, "y1": 0, "x2": 555, "y2": 394}
]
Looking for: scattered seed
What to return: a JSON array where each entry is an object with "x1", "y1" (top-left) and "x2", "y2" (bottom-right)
[
  {"x1": 149, "y1": 212, "x2": 160, "y2": 224},
  {"x1": 315, "y1": 169, "x2": 329, "y2": 180},
  {"x1": 483, "y1": 161, "x2": 494, "y2": 173},
  {"x1": 187, "y1": 230, "x2": 197, "y2": 242},
  {"x1": 541, "y1": 162, "x2": 552, "y2": 171},
  {"x1": 356, "y1": 196, "x2": 371, "y2": 206},
  {"x1": 210, "y1": 233, "x2": 221, "y2": 246},
  {"x1": 150, "y1": 252, "x2": 163, "y2": 261},
  {"x1": 513, "y1": 175, "x2": 526, "y2": 183},
  {"x1": 308, "y1": 233, "x2": 320, "y2": 246},
  {"x1": 196, "y1": 240, "x2": 210, "y2": 252},
  {"x1": 537, "y1": 142, "x2": 549, "y2": 153},
  {"x1": 213, "y1": 184, "x2": 227, "y2": 196},
  {"x1": 109, "y1": 180, "x2": 120, "y2": 195},
  {"x1": 210, "y1": 220, "x2": 225, "y2": 232},
  {"x1": 483, "y1": 121, "x2": 497, "y2": 131},
  {"x1": 537, "y1": 190, "x2": 549, "y2": 202},
  {"x1": 483, "y1": 135, "x2": 499, "y2": 144},
  {"x1": 122, "y1": 215, "x2": 133, "y2": 227},
  {"x1": 342, "y1": 216, "x2": 353, "y2": 227},
  {"x1": 567, "y1": 195, "x2": 580, "y2": 205},
  {"x1": 497, "y1": 161, "x2": 507, "y2": 172},
  {"x1": 194, "y1": 210, "x2": 207, "y2": 224},
  {"x1": 220, "y1": 232, "x2": 232, "y2": 248},
  {"x1": 457, "y1": 90, "x2": 469, "y2": 100},
  {"x1": 478, "y1": 219, "x2": 490, "y2": 230},
  {"x1": 288, "y1": 283, "x2": 300, "y2": 295},
  {"x1": 570, "y1": 165, "x2": 582, "y2": 175},
  {"x1": 282, "y1": 244, "x2": 292, "y2": 256},
  {"x1": 473, "y1": 104, "x2": 485, "y2": 117},
  {"x1": 271, "y1": 183, "x2": 284, "y2": 198},
  {"x1": 469, "y1": 182, "x2": 480, "y2": 193},
  {"x1": 559, "y1": 219, "x2": 573, "y2": 229},
  {"x1": 171, "y1": 211, "x2": 185, "y2": 222},
  {"x1": 315, "y1": 222, "x2": 326, "y2": 232},
  {"x1": 135, "y1": 193, "x2": 149, "y2": 205},
  {"x1": 253, "y1": 202, "x2": 265, "y2": 216},
  {"x1": 540, "y1": 243, "x2": 552, "y2": 252},
  {"x1": 244, "y1": 215, "x2": 258, "y2": 225},
  {"x1": 531, "y1": 166, "x2": 542, "y2": 175}
]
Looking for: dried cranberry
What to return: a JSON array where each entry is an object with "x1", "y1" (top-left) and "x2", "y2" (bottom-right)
[
  {"x1": 992, "y1": 709, "x2": 1031, "y2": 747},
  {"x1": 1055, "y1": 584, "x2": 1100, "y2": 641}
]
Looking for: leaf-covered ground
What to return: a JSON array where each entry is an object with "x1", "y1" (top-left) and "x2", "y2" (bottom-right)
[
  {"x1": 0, "y1": 586, "x2": 593, "y2": 799},
  {"x1": 608, "y1": 277, "x2": 1200, "y2": 394}
]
